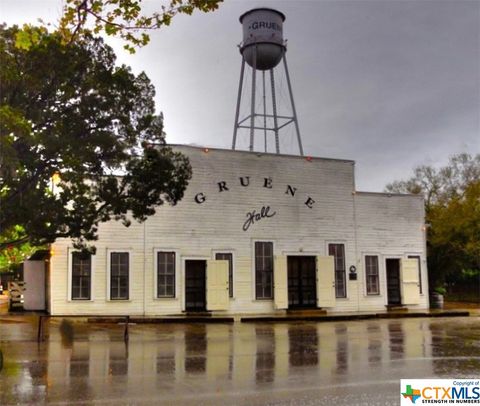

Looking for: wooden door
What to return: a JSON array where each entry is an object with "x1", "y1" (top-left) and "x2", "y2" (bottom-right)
[
  {"x1": 206, "y1": 260, "x2": 229, "y2": 311},
  {"x1": 316, "y1": 256, "x2": 336, "y2": 308},
  {"x1": 288, "y1": 256, "x2": 317, "y2": 308},
  {"x1": 274, "y1": 256, "x2": 288, "y2": 309},
  {"x1": 386, "y1": 259, "x2": 401, "y2": 305},
  {"x1": 401, "y1": 258, "x2": 420, "y2": 305},
  {"x1": 185, "y1": 260, "x2": 206, "y2": 311}
]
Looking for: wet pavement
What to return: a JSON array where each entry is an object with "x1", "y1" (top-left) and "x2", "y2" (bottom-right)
[{"x1": 1, "y1": 313, "x2": 479, "y2": 405}]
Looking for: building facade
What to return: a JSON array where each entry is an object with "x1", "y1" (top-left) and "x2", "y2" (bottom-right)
[{"x1": 49, "y1": 145, "x2": 429, "y2": 315}]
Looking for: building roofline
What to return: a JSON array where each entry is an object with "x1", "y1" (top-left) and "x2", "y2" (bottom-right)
[
  {"x1": 167, "y1": 144, "x2": 356, "y2": 165},
  {"x1": 355, "y1": 191, "x2": 424, "y2": 199}
]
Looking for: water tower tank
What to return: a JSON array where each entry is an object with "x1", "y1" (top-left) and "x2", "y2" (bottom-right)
[{"x1": 240, "y1": 8, "x2": 285, "y2": 71}]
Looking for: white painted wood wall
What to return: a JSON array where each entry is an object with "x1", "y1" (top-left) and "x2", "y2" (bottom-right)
[{"x1": 49, "y1": 145, "x2": 429, "y2": 315}]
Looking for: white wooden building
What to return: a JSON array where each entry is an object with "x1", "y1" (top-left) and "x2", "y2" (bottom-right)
[{"x1": 48, "y1": 145, "x2": 429, "y2": 315}]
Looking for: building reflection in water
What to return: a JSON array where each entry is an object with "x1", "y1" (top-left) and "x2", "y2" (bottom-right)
[
  {"x1": 255, "y1": 325, "x2": 275, "y2": 384},
  {"x1": 109, "y1": 342, "x2": 128, "y2": 376},
  {"x1": 70, "y1": 341, "x2": 89, "y2": 377},
  {"x1": 366, "y1": 323, "x2": 382, "y2": 365},
  {"x1": 184, "y1": 325, "x2": 206, "y2": 374},
  {"x1": 288, "y1": 325, "x2": 318, "y2": 367},
  {"x1": 156, "y1": 337, "x2": 176, "y2": 377},
  {"x1": 335, "y1": 325, "x2": 348, "y2": 375},
  {"x1": 388, "y1": 321, "x2": 404, "y2": 361},
  {"x1": 14, "y1": 318, "x2": 468, "y2": 404}
]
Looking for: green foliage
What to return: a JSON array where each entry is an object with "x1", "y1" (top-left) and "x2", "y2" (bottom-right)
[
  {"x1": 385, "y1": 154, "x2": 480, "y2": 290},
  {"x1": 433, "y1": 287, "x2": 446, "y2": 296},
  {"x1": 0, "y1": 226, "x2": 39, "y2": 272},
  {"x1": 0, "y1": 25, "x2": 192, "y2": 252},
  {"x1": 57, "y1": 0, "x2": 223, "y2": 52}
]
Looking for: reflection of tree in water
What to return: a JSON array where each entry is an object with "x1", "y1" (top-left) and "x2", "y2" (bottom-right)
[
  {"x1": 255, "y1": 325, "x2": 275, "y2": 384},
  {"x1": 60, "y1": 319, "x2": 74, "y2": 349},
  {"x1": 430, "y1": 321, "x2": 480, "y2": 376},
  {"x1": 185, "y1": 325, "x2": 206, "y2": 374},
  {"x1": 288, "y1": 325, "x2": 318, "y2": 367}
]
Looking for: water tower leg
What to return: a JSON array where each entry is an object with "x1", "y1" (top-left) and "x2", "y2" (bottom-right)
[
  {"x1": 232, "y1": 57, "x2": 246, "y2": 150},
  {"x1": 262, "y1": 71, "x2": 267, "y2": 153},
  {"x1": 283, "y1": 53, "x2": 304, "y2": 156},
  {"x1": 270, "y1": 68, "x2": 280, "y2": 154},
  {"x1": 249, "y1": 46, "x2": 257, "y2": 151}
]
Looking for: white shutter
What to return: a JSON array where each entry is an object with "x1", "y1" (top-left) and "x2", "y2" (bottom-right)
[
  {"x1": 206, "y1": 260, "x2": 229, "y2": 311},
  {"x1": 274, "y1": 256, "x2": 288, "y2": 309},
  {"x1": 316, "y1": 256, "x2": 336, "y2": 308},
  {"x1": 401, "y1": 258, "x2": 420, "y2": 305}
]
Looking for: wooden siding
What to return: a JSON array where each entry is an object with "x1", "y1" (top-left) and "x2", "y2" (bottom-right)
[
  {"x1": 49, "y1": 146, "x2": 428, "y2": 315},
  {"x1": 354, "y1": 192, "x2": 429, "y2": 311}
]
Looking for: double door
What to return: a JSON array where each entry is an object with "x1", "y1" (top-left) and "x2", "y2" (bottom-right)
[{"x1": 287, "y1": 256, "x2": 317, "y2": 308}]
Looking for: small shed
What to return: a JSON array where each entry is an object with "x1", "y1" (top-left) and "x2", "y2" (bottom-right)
[{"x1": 23, "y1": 250, "x2": 50, "y2": 311}]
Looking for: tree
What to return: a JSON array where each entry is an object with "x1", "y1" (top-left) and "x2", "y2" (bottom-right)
[
  {"x1": 386, "y1": 153, "x2": 480, "y2": 208},
  {"x1": 58, "y1": 0, "x2": 223, "y2": 53},
  {"x1": 386, "y1": 153, "x2": 480, "y2": 291},
  {"x1": 0, "y1": 25, "x2": 192, "y2": 254}
]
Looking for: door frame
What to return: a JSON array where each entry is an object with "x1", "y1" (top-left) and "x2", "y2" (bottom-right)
[
  {"x1": 182, "y1": 256, "x2": 209, "y2": 312},
  {"x1": 286, "y1": 255, "x2": 317, "y2": 309},
  {"x1": 384, "y1": 256, "x2": 402, "y2": 305}
]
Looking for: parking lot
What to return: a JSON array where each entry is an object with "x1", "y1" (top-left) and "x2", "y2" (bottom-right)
[{"x1": 1, "y1": 311, "x2": 479, "y2": 405}]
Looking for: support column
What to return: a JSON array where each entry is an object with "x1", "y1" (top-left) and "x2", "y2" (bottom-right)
[
  {"x1": 283, "y1": 53, "x2": 304, "y2": 156},
  {"x1": 232, "y1": 57, "x2": 246, "y2": 150}
]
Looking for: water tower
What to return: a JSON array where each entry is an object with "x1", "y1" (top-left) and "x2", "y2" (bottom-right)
[{"x1": 232, "y1": 8, "x2": 304, "y2": 155}]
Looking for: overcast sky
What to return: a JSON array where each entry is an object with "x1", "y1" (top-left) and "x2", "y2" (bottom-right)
[{"x1": 1, "y1": 0, "x2": 479, "y2": 191}]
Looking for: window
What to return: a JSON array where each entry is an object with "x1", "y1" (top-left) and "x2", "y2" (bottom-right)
[
  {"x1": 215, "y1": 253, "x2": 233, "y2": 298},
  {"x1": 328, "y1": 244, "x2": 346, "y2": 298},
  {"x1": 157, "y1": 252, "x2": 175, "y2": 298},
  {"x1": 110, "y1": 252, "x2": 129, "y2": 300},
  {"x1": 255, "y1": 242, "x2": 273, "y2": 299},
  {"x1": 72, "y1": 252, "x2": 91, "y2": 300},
  {"x1": 408, "y1": 255, "x2": 422, "y2": 294},
  {"x1": 365, "y1": 255, "x2": 380, "y2": 295}
]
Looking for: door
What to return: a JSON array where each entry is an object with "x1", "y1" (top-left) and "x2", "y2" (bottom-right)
[
  {"x1": 206, "y1": 260, "x2": 229, "y2": 311},
  {"x1": 287, "y1": 256, "x2": 317, "y2": 308},
  {"x1": 401, "y1": 258, "x2": 420, "y2": 305},
  {"x1": 316, "y1": 256, "x2": 336, "y2": 307},
  {"x1": 185, "y1": 260, "x2": 206, "y2": 311},
  {"x1": 274, "y1": 256, "x2": 288, "y2": 309},
  {"x1": 386, "y1": 258, "x2": 401, "y2": 305}
]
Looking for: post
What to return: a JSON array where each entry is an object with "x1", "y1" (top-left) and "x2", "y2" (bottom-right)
[
  {"x1": 37, "y1": 315, "x2": 43, "y2": 343},
  {"x1": 124, "y1": 315, "x2": 129, "y2": 343}
]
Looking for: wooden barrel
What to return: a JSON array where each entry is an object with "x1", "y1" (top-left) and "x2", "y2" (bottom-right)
[{"x1": 430, "y1": 292, "x2": 444, "y2": 309}]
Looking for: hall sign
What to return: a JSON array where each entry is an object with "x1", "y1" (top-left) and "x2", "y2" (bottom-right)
[{"x1": 194, "y1": 177, "x2": 316, "y2": 232}]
